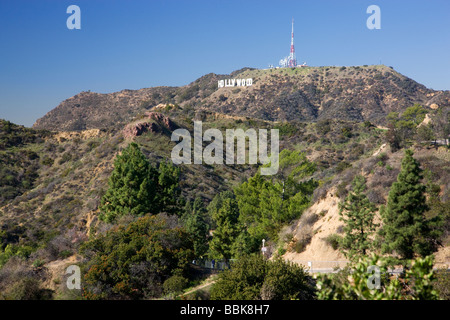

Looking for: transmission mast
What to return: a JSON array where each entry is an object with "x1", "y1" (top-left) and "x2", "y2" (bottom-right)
[
  {"x1": 288, "y1": 18, "x2": 297, "y2": 67},
  {"x1": 279, "y1": 18, "x2": 298, "y2": 68}
]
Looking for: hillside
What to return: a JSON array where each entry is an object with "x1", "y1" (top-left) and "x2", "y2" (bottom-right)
[
  {"x1": 1, "y1": 66, "x2": 449, "y2": 300},
  {"x1": 283, "y1": 144, "x2": 450, "y2": 270},
  {"x1": 33, "y1": 65, "x2": 450, "y2": 131}
]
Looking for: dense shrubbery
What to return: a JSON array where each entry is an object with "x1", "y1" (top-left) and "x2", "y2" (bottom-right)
[
  {"x1": 210, "y1": 255, "x2": 316, "y2": 300},
  {"x1": 385, "y1": 104, "x2": 450, "y2": 151},
  {"x1": 433, "y1": 268, "x2": 450, "y2": 300},
  {"x1": 317, "y1": 255, "x2": 439, "y2": 300},
  {"x1": 80, "y1": 214, "x2": 194, "y2": 300},
  {"x1": 274, "y1": 122, "x2": 299, "y2": 137},
  {"x1": 0, "y1": 257, "x2": 53, "y2": 300},
  {"x1": 0, "y1": 244, "x2": 34, "y2": 269},
  {"x1": 0, "y1": 150, "x2": 40, "y2": 206},
  {"x1": 0, "y1": 119, "x2": 48, "y2": 149},
  {"x1": 178, "y1": 85, "x2": 200, "y2": 102}
]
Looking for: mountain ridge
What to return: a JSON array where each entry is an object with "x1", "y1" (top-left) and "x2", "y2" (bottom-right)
[{"x1": 33, "y1": 65, "x2": 450, "y2": 132}]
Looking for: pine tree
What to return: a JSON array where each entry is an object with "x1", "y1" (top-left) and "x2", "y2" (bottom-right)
[
  {"x1": 379, "y1": 149, "x2": 430, "y2": 260},
  {"x1": 231, "y1": 228, "x2": 257, "y2": 259},
  {"x1": 339, "y1": 175, "x2": 377, "y2": 260},
  {"x1": 207, "y1": 190, "x2": 235, "y2": 229},
  {"x1": 99, "y1": 142, "x2": 158, "y2": 222},
  {"x1": 99, "y1": 143, "x2": 183, "y2": 222},
  {"x1": 183, "y1": 197, "x2": 209, "y2": 257},
  {"x1": 234, "y1": 151, "x2": 316, "y2": 243},
  {"x1": 208, "y1": 195, "x2": 241, "y2": 263},
  {"x1": 155, "y1": 160, "x2": 181, "y2": 215}
]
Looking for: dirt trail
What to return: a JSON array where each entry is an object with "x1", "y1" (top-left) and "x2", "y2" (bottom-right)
[{"x1": 180, "y1": 275, "x2": 216, "y2": 297}]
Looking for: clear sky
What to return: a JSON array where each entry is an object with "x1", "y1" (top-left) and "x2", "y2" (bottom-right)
[{"x1": 0, "y1": 0, "x2": 449, "y2": 127}]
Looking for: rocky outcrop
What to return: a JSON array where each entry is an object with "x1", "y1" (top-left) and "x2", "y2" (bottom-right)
[
  {"x1": 145, "y1": 112, "x2": 178, "y2": 131},
  {"x1": 122, "y1": 112, "x2": 177, "y2": 139}
]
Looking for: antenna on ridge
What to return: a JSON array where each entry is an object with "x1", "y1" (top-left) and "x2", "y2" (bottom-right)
[
  {"x1": 279, "y1": 18, "x2": 303, "y2": 68},
  {"x1": 288, "y1": 17, "x2": 297, "y2": 67}
]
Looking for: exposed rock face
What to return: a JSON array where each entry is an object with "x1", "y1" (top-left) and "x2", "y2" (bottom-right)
[
  {"x1": 122, "y1": 112, "x2": 177, "y2": 139},
  {"x1": 145, "y1": 112, "x2": 177, "y2": 131},
  {"x1": 122, "y1": 122, "x2": 158, "y2": 139}
]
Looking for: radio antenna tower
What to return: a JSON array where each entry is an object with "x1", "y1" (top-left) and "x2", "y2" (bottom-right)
[
  {"x1": 279, "y1": 18, "x2": 298, "y2": 68},
  {"x1": 288, "y1": 18, "x2": 297, "y2": 67}
]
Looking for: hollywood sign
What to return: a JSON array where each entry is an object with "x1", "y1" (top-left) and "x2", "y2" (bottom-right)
[{"x1": 218, "y1": 78, "x2": 253, "y2": 88}]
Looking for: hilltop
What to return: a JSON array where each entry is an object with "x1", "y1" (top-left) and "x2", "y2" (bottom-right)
[{"x1": 33, "y1": 65, "x2": 450, "y2": 131}]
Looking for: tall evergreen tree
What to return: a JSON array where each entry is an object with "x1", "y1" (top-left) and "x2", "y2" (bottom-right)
[
  {"x1": 183, "y1": 197, "x2": 210, "y2": 257},
  {"x1": 339, "y1": 175, "x2": 377, "y2": 259},
  {"x1": 234, "y1": 173, "x2": 272, "y2": 241},
  {"x1": 208, "y1": 195, "x2": 241, "y2": 263},
  {"x1": 99, "y1": 143, "x2": 181, "y2": 222},
  {"x1": 99, "y1": 143, "x2": 158, "y2": 222},
  {"x1": 207, "y1": 190, "x2": 235, "y2": 229},
  {"x1": 379, "y1": 149, "x2": 430, "y2": 260},
  {"x1": 155, "y1": 160, "x2": 181, "y2": 215}
]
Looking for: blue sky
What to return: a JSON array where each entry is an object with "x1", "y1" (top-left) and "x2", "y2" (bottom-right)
[{"x1": 0, "y1": 0, "x2": 449, "y2": 127}]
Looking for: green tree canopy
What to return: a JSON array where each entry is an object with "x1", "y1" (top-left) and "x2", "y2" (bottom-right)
[
  {"x1": 206, "y1": 190, "x2": 235, "y2": 229},
  {"x1": 235, "y1": 150, "x2": 317, "y2": 242},
  {"x1": 208, "y1": 193, "x2": 241, "y2": 262},
  {"x1": 416, "y1": 124, "x2": 435, "y2": 144},
  {"x1": 317, "y1": 254, "x2": 439, "y2": 300},
  {"x1": 210, "y1": 254, "x2": 316, "y2": 300},
  {"x1": 99, "y1": 142, "x2": 158, "y2": 222},
  {"x1": 182, "y1": 197, "x2": 210, "y2": 258},
  {"x1": 402, "y1": 104, "x2": 428, "y2": 126},
  {"x1": 99, "y1": 143, "x2": 181, "y2": 222},
  {"x1": 378, "y1": 149, "x2": 438, "y2": 261},
  {"x1": 430, "y1": 106, "x2": 450, "y2": 146},
  {"x1": 385, "y1": 104, "x2": 428, "y2": 151},
  {"x1": 80, "y1": 214, "x2": 194, "y2": 300},
  {"x1": 339, "y1": 175, "x2": 377, "y2": 260},
  {"x1": 155, "y1": 160, "x2": 182, "y2": 215}
]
